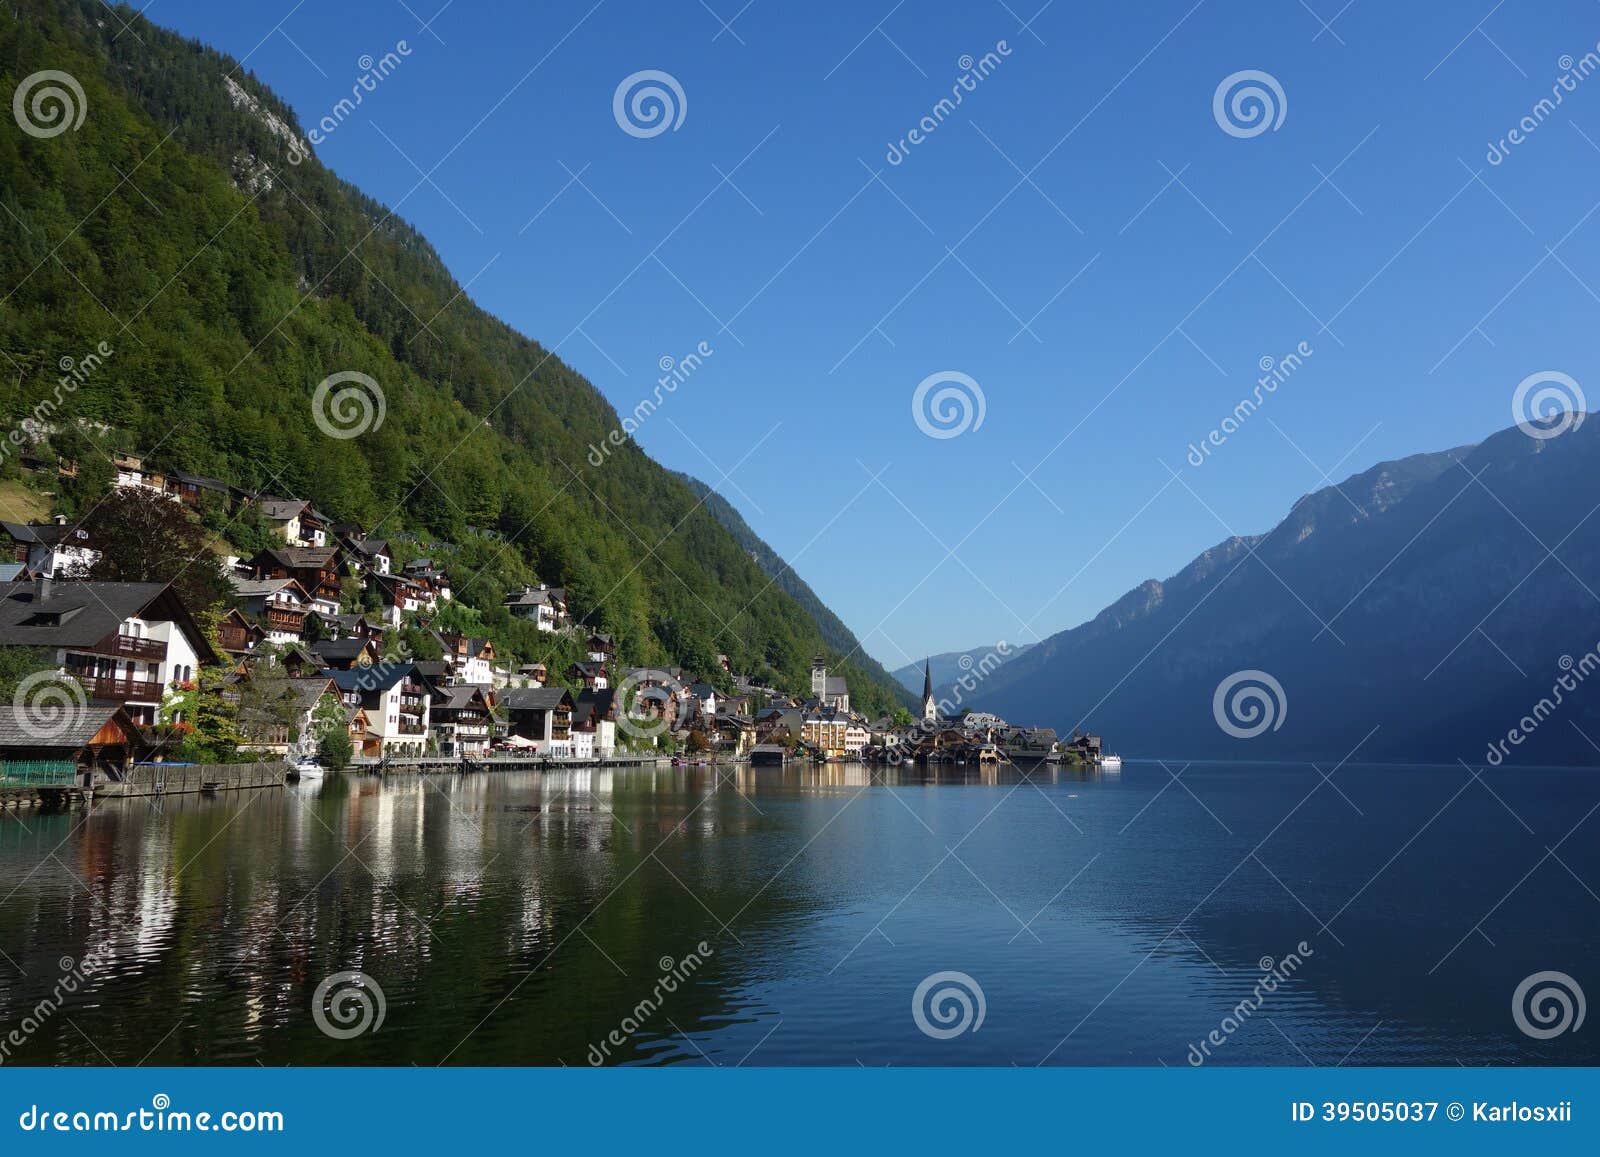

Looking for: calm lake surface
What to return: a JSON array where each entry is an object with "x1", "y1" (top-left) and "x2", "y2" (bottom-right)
[{"x1": 1, "y1": 761, "x2": 1596, "y2": 1066}]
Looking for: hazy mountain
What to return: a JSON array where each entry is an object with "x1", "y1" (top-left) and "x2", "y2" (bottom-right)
[
  {"x1": 951, "y1": 421, "x2": 1600, "y2": 764},
  {"x1": 891, "y1": 645, "x2": 1033, "y2": 696}
]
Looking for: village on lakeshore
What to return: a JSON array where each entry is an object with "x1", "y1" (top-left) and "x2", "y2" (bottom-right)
[{"x1": 0, "y1": 453, "x2": 1108, "y2": 803}]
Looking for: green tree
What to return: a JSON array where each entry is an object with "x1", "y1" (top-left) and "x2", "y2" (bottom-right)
[
  {"x1": 83, "y1": 488, "x2": 229, "y2": 612},
  {"x1": 317, "y1": 725, "x2": 353, "y2": 771}
]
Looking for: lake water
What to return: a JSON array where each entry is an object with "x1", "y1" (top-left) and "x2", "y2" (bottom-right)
[{"x1": 1, "y1": 761, "x2": 1596, "y2": 1066}]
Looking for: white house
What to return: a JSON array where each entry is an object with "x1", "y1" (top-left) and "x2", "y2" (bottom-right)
[
  {"x1": 0, "y1": 578, "x2": 216, "y2": 727},
  {"x1": 0, "y1": 518, "x2": 100, "y2": 578}
]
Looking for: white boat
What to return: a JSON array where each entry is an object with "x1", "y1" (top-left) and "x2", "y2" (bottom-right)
[
  {"x1": 1100, "y1": 754, "x2": 1123, "y2": 772},
  {"x1": 290, "y1": 758, "x2": 324, "y2": 779}
]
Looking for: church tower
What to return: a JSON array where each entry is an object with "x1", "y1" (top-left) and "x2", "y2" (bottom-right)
[
  {"x1": 811, "y1": 657, "x2": 827, "y2": 702},
  {"x1": 921, "y1": 658, "x2": 936, "y2": 724}
]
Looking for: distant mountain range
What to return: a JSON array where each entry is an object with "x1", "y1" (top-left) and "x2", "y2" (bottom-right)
[
  {"x1": 891, "y1": 646, "x2": 1033, "y2": 697},
  {"x1": 934, "y1": 419, "x2": 1600, "y2": 764}
]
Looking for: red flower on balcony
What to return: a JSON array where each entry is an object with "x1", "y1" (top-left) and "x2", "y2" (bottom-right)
[{"x1": 174, "y1": 679, "x2": 197, "y2": 692}]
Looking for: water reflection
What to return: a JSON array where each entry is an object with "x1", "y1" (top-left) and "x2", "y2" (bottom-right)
[{"x1": 0, "y1": 761, "x2": 1595, "y2": 1066}]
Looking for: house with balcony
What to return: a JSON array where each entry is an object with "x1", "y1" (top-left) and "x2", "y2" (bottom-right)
[
  {"x1": 236, "y1": 675, "x2": 338, "y2": 757},
  {"x1": 325, "y1": 662, "x2": 430, "y2": 757},
  {"x1": 0, "y1": 578, "x2": 218, "y2": 727},
  {"x1": 503, "y1": 584, "x2": 567, "y2": 632},
  {"x1": 254, "y1": 498, "x2": 329, "y2": 548},
  {"x1": 571, "y1": 688, "x2": 616, "y2": 760},
  {"x1": 800, "y1": 707, "x2": 855, "y2": 758},
  {"x1": 249, "y1": 547, "x2": 343, "y2": 616},
  {"x1": 435, "y1": 631, "x2": 495, "y2": 685},
  {"x1": 497, "y1": 687, "x2": 573, "y2": 755},
  {"x1": 586, "y1": 632, "x2": 615, "y2": 664},
  {"x1": 368, "y1": 572, "x2": 432, "y2": 625},
  {"x1": 333, "y1": 531, "x2": 391, "y2": 576},
  {"x1": 169, "y1": 472, "x2": 233, "y2": 511},
  {"x1": 566, "y1": 661, "x2": 608, "y2": 691},
  {"x1": 216, "y1": 607, "x2": 266, "y2": 657},
  {"x1": 2, "y1": 518, "x2": 100, "y2": 578},
  {"x1": 428, "y1": 684, "x2": 495, "y2": 757},
  {"x1": 111, "y1": 452, "x2": 173, "y2": 499},
  {"x1": 306, "y1": 611, "x2": 386, "y2": 646},
  {"x1": 310, "y1": 636, "x2": 380, "y2": 670},
  {"x1": 228, "y1": 576, "x2": 312, "y2": 644},
  {"x1": 714, "y1": 712, "x2": 756, "y2": 756}
]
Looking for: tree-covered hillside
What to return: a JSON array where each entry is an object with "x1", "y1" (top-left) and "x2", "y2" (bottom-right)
[
  {"x1": 0, "y1": 0, "x2": 904, "y2": 717},
  {"x1": 676, "y1": 472, "x2": 915, "y2": 711}
]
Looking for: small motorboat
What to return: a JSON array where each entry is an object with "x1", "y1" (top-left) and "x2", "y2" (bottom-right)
[
  {"x1": 1100, "y1": 754, "x2": 1123, "y2": 772},
  {"x1": 290, "y1": 758, "x2": 324, "y2": 779}
]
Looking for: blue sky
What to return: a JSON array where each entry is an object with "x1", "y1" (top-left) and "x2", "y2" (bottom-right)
[{"x1": 154, "y1": 0, "x2": 1600, "y2": 668}]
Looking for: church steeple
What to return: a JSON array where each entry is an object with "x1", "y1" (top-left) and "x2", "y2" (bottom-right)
[{"x1": 921, "y1": 657, "x2": 936, "y2": 723}]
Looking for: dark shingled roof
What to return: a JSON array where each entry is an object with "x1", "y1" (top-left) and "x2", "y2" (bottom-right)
[
  {"x1": 255, "y1": 547, "x2": 339, "y2": 573},
  {"x1": 0, "y1": 581, "x2": 215, "y2": 661},
  {"x1": 325, "y1": 662, "x2": 413, "y2": 694},
  {"x1": 310, "y1": 638, "x2": 373, "y2": 665},
  {"x1": 497, "y1": 687, "x2": 572, "y2": 712},
  {"x1": 0, "y1": 702, "x2": 125, "y2": 748},
  {"x1": 572, "y1": 688, "x2": 616, "y2": 728}
]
